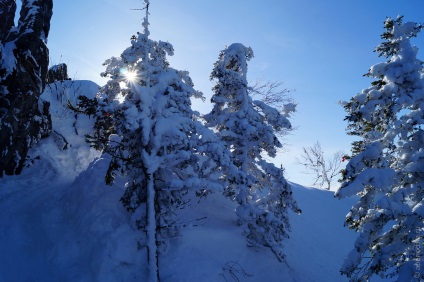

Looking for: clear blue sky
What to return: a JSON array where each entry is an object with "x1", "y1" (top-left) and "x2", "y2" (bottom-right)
[{"x1": 16, "y1": 0, "x2": 424, "y2": 188}]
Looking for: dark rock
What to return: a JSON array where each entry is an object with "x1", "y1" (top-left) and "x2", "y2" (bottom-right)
[
  {"x1": 52, "y1": 130, "x2": 69, "y2": 150},
  {"x1": 47, "y1": 63, "x2": 69, "y2": 83},
  {"x1": 0, "y1": 0, "x2": 53, "y2": 176},
  {"x1": 0, "y1": 0, "x2": 16, "y2": 43}
]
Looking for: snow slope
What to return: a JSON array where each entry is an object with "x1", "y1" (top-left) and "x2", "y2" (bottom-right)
[{"x1": 0, "y1": 80, "x2": 384, "y2": 281}]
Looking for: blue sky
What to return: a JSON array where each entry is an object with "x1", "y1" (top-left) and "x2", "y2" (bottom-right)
[{"x1": 17, "y1": 0, "x2": 424, "y2": 188}]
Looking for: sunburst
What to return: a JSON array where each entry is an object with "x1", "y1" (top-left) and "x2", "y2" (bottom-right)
[
  {"x1": 121, "y1": 68, "x2": 138, "y2": 83},
  {"x1": 125, "y1": 70, "x2": 138, "y2": 82}
]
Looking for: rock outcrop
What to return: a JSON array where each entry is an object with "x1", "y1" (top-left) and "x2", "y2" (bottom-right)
[
  {"x1": 0, "y1": 0, "x2": 54, "y2": 176},
  {"x1": 47, "y1": 63, "x2": 70, "y2": 83}
]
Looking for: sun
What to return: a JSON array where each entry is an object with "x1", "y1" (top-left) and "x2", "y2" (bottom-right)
[
  {"x1": 125, "y1": 70, "x2": 137, "y2": 82},
  {"x1": 121, "y1": 68, "x2": 138, "y2": 83}
]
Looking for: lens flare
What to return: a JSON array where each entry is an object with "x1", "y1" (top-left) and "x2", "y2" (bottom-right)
[
  {"x1": 125, "y1": 71, "x2": 137, "y2": 82},
  {"x1": 121, "y1": 68, "x2": 138, "y2": 83}
]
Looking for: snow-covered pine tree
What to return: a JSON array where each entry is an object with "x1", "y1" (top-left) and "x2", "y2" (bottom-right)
[
  {"x1": 204, "y1": 43, "x2": 301, "y2": 262},
  {"x1": 72, "y1": 2, "x2": 239, "y2": 281},
  {"x1": 336, "y1": 16, "x2": 424, "y2": 281},
  {"x1": 0, "y1": 0, "x2": 53, "y2": 176}
]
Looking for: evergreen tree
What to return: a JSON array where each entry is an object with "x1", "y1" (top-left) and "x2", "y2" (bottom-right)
[
  {"x1": 204, "y1": 43, "x2": 301, "y2": 262},
  {"x1": 73, "y1": 2, "x2": 239, "y2": 281},
  {"x1": 336, "y1": 16, "x2": 424, "y2": 281}
]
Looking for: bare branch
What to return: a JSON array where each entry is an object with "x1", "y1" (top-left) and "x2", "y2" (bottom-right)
[
  {"x1": 249, "y1": 79, "x2": 295, "y2": 112},
  {"x1": 296, "y1": 142, "x2": 345, "y2": 190},
  {"x1": 248, "y1": 79, "x2": 296, "y2": 141}
]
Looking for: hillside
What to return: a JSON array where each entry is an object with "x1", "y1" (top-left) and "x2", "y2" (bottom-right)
[{"x1": 0, "y1": 80, "x2": 382, "y2": 281}]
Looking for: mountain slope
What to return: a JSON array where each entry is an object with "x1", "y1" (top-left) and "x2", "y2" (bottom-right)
[{"x1": 0, "y1": 80, "x2": 383, "y2": 281}]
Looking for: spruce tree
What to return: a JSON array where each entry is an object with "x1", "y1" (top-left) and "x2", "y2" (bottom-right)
[
  {"x1": 73, "y1": 2, "x2": 239, "y2": 280},
  {"x1": 205, "y1": 43, "x2": 300, "y2": 262},
  {"x1": 336, "y1": 16, "x2": 424, "y2": 281}
]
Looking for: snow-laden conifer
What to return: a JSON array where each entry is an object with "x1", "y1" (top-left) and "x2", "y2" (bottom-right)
[
  {"x1": 72, "y1": 2, "x2": 240, "y2": 281},
  {"x1": 336, "y1": 16, "x2": 424, "y2": 281},
  {"x1": 205, "y1": 43, "x2": 300, "y2": 262}
]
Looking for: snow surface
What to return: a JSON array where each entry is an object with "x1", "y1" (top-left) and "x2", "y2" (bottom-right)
[{"x1": 0, "y1": 80, "x2": 387, "y2": 281}]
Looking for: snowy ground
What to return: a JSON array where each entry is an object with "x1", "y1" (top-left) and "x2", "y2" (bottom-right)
[{"x1": 0, "y1": 81, "x2": 385, "y2": 281}]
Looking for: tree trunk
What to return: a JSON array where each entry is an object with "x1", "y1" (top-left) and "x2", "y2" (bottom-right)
[
  {"x1": 0, "y1": 0, "x2": 53, "y2": 176},
  {"x1": 146, "y1": 172, "x2": 159, "y2": 281}
]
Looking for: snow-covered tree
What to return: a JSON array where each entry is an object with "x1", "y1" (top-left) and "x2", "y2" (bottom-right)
[
  {"x1": 72, "y1": 2, "x2": 239, "y2": 281},
  {"x1": 204, "y1": 43, "x2": 301, "y2": 262},
  {"x1": 336, "y1": 16, "x2": 424, "y2": 281},
  {"x1": 248, "y1": 79, "x2": 295, "y2": 138},
  {"x1": 297, "y1": 141, "x2": 344, "y2": 190},
  {"x1": 0, "y1": 0, "x2": 53, "y2": 176}
]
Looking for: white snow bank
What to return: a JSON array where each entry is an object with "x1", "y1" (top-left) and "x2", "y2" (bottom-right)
[{"x1": 0, "y1": 80, "x2": 389, "y2": 281}]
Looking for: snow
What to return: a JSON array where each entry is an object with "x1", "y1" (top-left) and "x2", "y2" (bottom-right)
[
  {"x1": 0, "y1": 79, "x2": 383, "y2": 281},
  {"x1": 40, "y1": 80, "x2": 101, "y2": 178},
  {"x1": 0, "y1": 42, "x2": 17, "y2": 79},
  {"x1": 369, "y1": 62, "x2": 387, "y2": 76}
]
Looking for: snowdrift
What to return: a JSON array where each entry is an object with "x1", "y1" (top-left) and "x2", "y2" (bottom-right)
[{"x1": 0, "y1": 80, "x2": 379, "y2": 281}]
